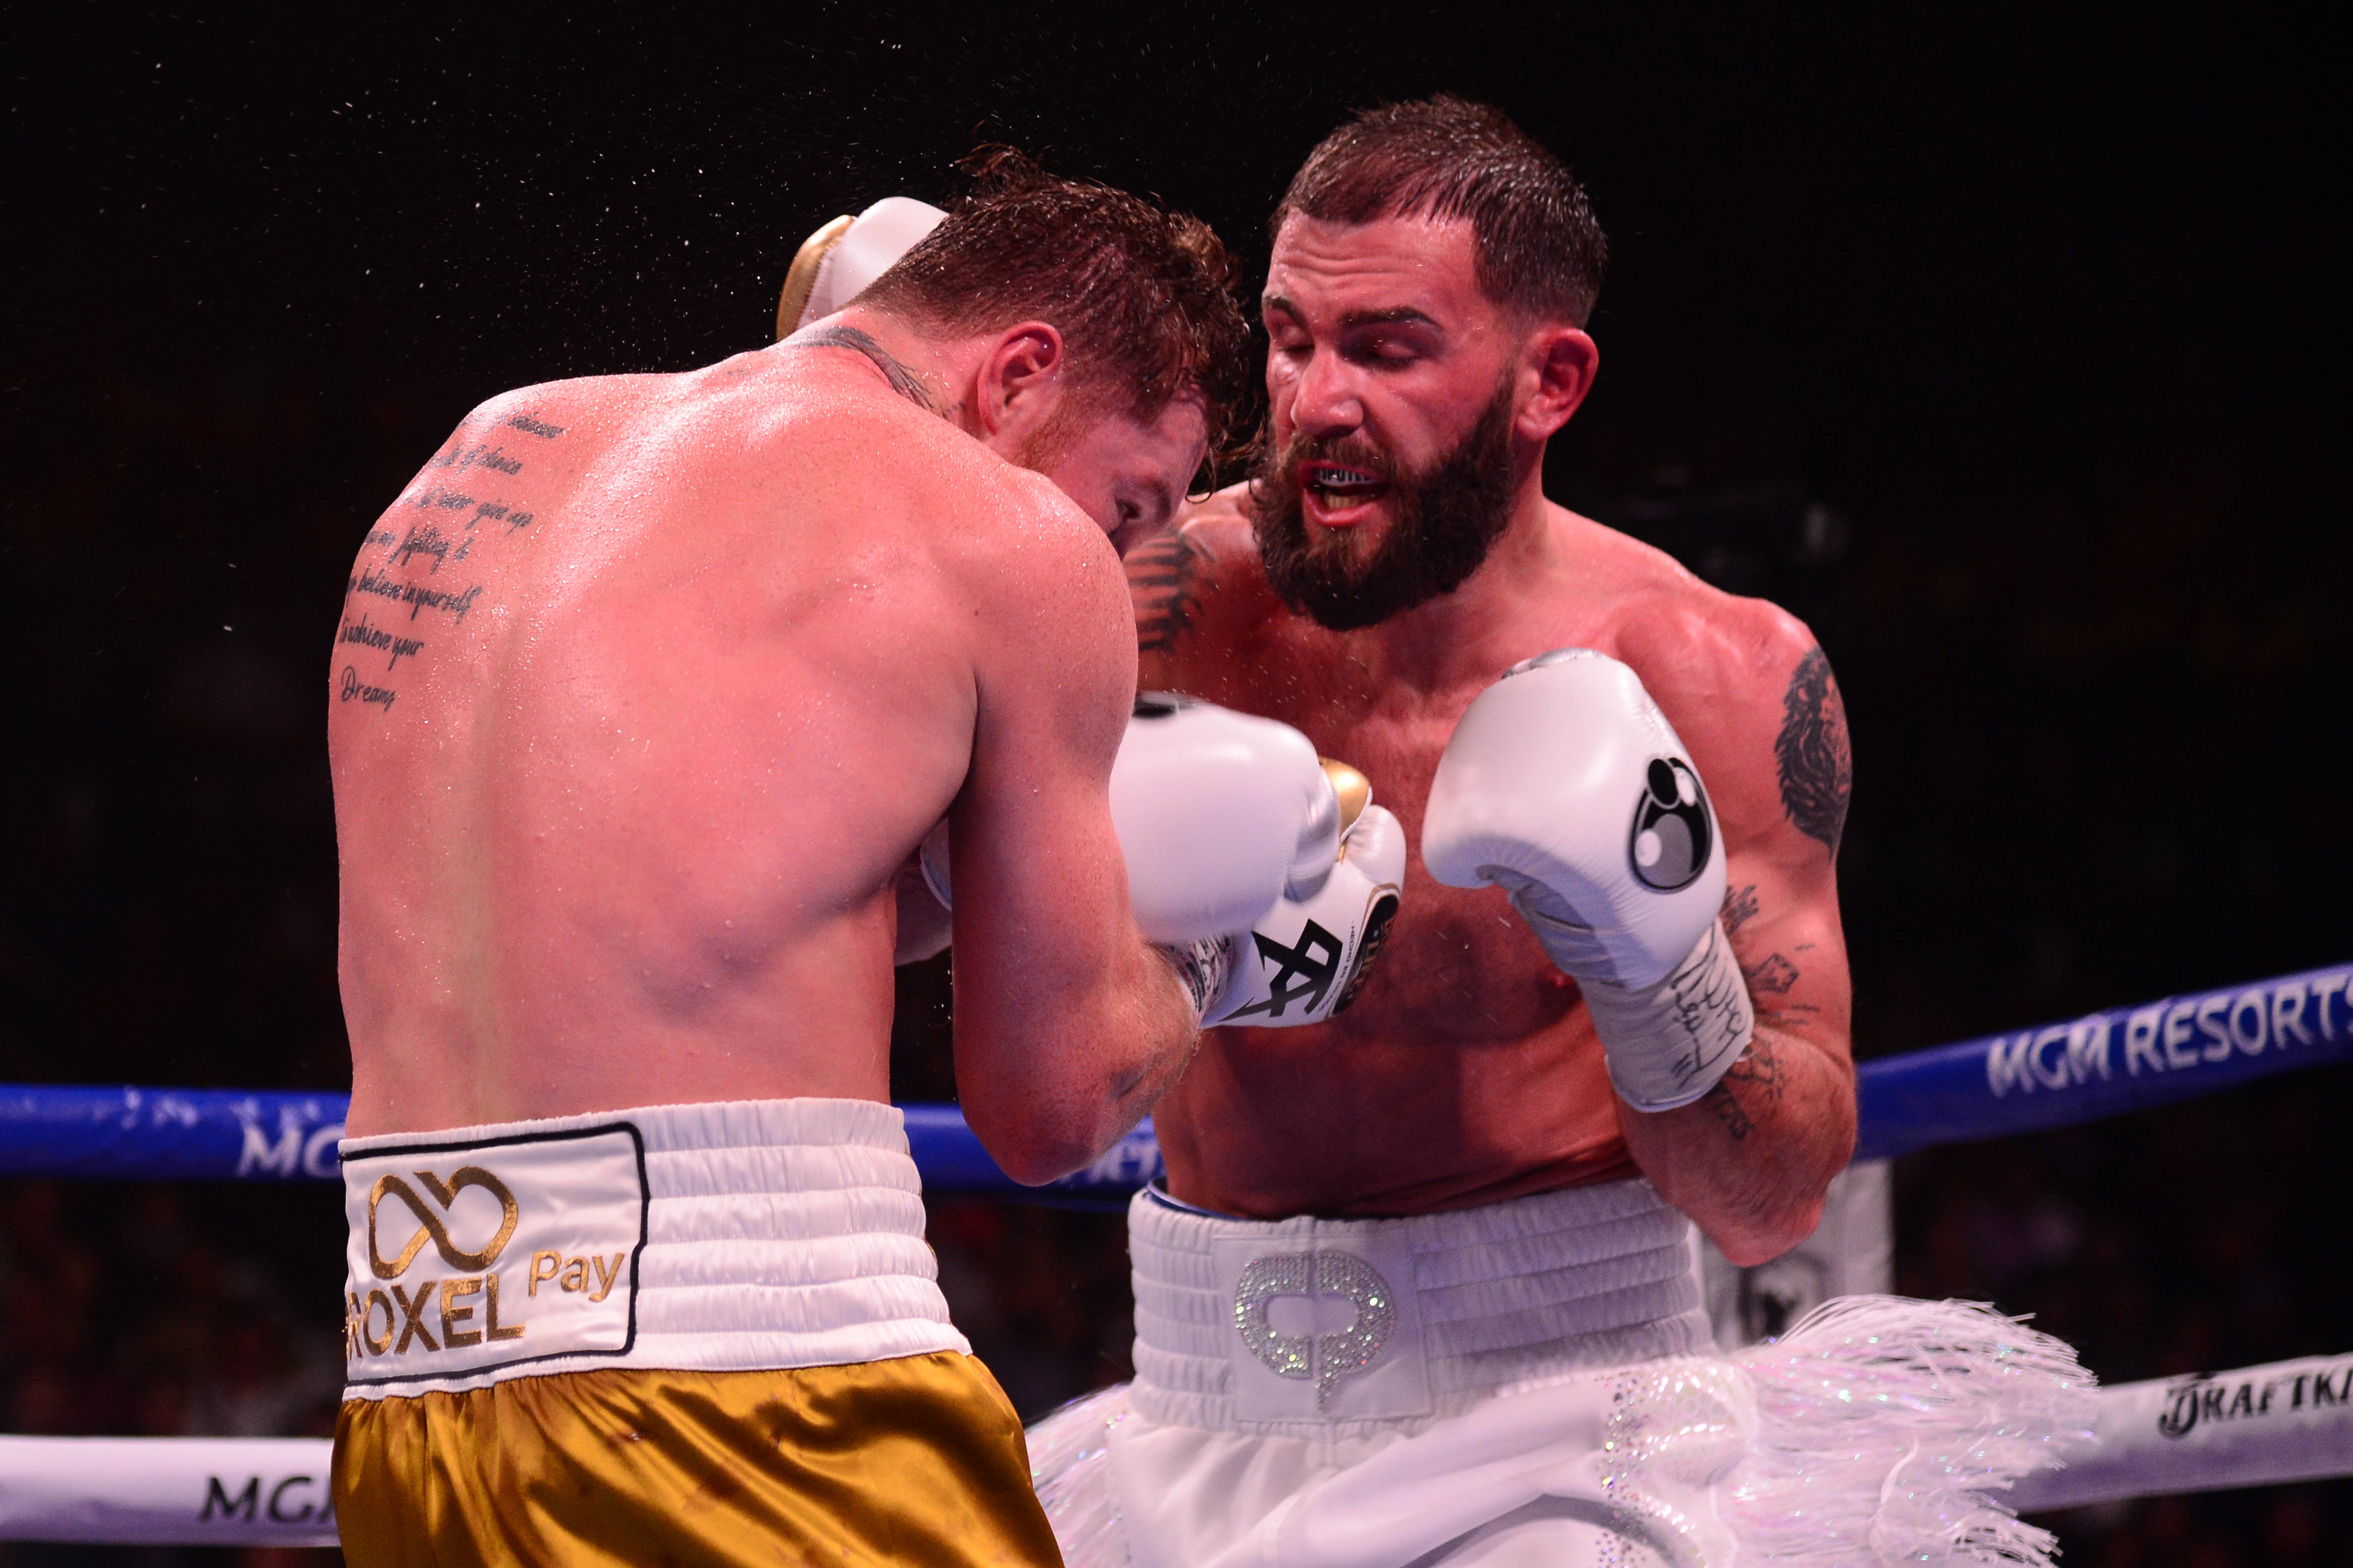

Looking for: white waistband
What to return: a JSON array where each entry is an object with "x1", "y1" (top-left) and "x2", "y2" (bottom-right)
[
  {"x1": 341, "y1": 1098, "x2": 967, "y2": 1398},
  {"x1": 1128, "y1": 1178, "x2": 1714, "y2": 1436}
]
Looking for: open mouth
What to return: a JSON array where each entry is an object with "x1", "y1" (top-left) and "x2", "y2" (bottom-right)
[{"x1": 1300, "y1": 461, "x2": 1392, "y2": 522}]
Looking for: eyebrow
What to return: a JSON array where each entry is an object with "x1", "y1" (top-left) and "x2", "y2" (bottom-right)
[{"x1": 1262, "y1": 295, "x2": 1442, "y2": 333}]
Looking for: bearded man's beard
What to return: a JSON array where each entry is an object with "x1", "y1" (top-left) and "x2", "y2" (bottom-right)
[{"x1": 1249, "y1": 384, "x2": 1519, "y2": 632}]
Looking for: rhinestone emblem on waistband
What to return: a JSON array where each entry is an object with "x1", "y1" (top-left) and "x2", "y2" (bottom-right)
[{"x1": 1233, "y1": 1248, "x2": 1398, "y2": 1409}]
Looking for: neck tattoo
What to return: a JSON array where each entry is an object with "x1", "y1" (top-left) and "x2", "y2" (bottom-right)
[{"x1": 789, "y1": 325, "x2": 939, "y2": 414}]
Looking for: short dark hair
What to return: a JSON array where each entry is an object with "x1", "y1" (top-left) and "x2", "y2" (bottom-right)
[
  {"x1": 861, "y1": 148, "x2": 1252, "y2": 455},
  {"x1": 1272, "y1": 96, "x2": 1608, "y2": 328}
]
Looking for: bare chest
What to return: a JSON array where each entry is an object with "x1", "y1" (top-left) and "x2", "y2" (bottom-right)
[{"x1": 1229, "y1": 672, "x2": 1588, "y2": 1047}]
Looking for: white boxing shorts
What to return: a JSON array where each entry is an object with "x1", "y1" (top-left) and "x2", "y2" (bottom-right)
[{"x1": 1030, "y1": 1180, "x2": 2094, "y2": 1568}]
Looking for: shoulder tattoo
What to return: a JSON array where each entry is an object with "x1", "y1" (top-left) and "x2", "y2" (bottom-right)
[
  {"x1": 1774, "y1": 647, "x2": 1851, "y2": 852},
  {"x1": 1128, "y1": 530, "x2": 1203, "y2": 655}
]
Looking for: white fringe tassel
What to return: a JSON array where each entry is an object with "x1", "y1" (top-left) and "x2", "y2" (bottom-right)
[
  {"x1": 1029, "y1": 1383, "x2": 1133, "y2": 1568},
  {"x1": 1723, "y1": 1295, "x2": 2097, "y2": 1566}
]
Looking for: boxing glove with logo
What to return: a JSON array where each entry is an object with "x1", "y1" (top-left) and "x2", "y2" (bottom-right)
[
  {"x1": 1200, "y1": 761, "x2": 1404, "y2": 1029},
  {"x1": 1423, "y1": 650, "x2": 1753, "y2": 1111},
  {"x1": 919, "y1": 696, "x2": 1378, "y2": 1021}
]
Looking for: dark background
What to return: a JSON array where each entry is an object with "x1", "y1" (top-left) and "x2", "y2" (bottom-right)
[{"x1": 3, "y1": 4, "x2": 2348, "y2": 1562}]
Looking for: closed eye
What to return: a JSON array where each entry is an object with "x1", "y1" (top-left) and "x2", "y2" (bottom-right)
[{"x1": 1343, "y1": 330, "x2": 1426, "y2": 367}]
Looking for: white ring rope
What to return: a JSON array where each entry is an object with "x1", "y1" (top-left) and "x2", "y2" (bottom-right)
[
  {"x1": 7, "y1": 1353, "x2": 2353, "y2": 1543},
  {"x1": 2010, "y1": 1351, "x2": 2353, "y2": 1515},
  {"x1": 0, "y1": 1435, "x2": 338, "y2": 1546}
]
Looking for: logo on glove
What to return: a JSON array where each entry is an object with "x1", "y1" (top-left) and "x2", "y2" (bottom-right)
[
  {"x1": 1628, "y1": 757, "x2": 1712, "y2": 892},
  {"x1": 1229, "y1": 921, "x2": 1344, "y2": 1020}
]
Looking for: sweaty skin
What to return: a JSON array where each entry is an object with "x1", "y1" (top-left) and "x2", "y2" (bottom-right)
[
  {"x1": 1132, "y1": 215, "x2": 1855, "y2": 1261},
  {"x1": 331, "y1": 321, "x2": 1202, "y2": 1183}
]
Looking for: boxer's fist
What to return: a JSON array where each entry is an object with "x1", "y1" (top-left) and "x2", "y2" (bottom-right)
[
  {"x1": 1424, "y1": 650, "x2": 1722, "y2": 987},
  {"x1": 775, "y1": 197, "x2": 947, "y2": 339},
  {"x1": 1424, "y1": 650, "x2": 1751, "y2": 1110},
  {"x1": 917, "y1": 696, "x2": 1340, "y2": 949},
  {"x1": 1115, "y1": 696, "x2": 1339, "y2": 945},
  {"x1": 1204, "y1": 764, "x2": 1404, "y2": 1028}
]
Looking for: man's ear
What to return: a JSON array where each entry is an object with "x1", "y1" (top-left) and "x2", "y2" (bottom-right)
[
  {"x1": 1514, "y1": 325, "x2": 1599, "y2": 442},
  {"x1": 972, "y1": 321, "x2": 1068, "y2": 449}
]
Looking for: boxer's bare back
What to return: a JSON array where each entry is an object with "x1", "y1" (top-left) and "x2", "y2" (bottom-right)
[{"x1": 331, "y1": 341, "x2": 1192, "y2": 1176}]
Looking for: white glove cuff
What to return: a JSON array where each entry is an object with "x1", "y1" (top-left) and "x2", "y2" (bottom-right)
[
  {"x1": 1160, "y1": 935, "x2": 1236, "y2": 1028},
  {"x1": 1585, "y1": 919, "x2": 1755, "y2": 1112}
]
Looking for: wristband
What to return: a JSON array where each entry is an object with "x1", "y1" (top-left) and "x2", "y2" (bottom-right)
[
  {"x1": 1161, "y1": 935, "x2": 1236, "y2": 1027},
  {"x1": 1581, "y1": 919, "x2": 1755, "y2": 1111}
]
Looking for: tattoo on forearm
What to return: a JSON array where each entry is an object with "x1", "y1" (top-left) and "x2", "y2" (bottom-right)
[
  {"x1": 1721, "y1": 887, "x2": 1797, "y2": 993},
  {"x1": 1775, "y1": 647, "x2": 1852, "y2": 852},
  {"x1": 335, "y1": 408, "x2": 562, "y2": 717},
  {"x1": 788, "y1": 325, "x2": 938, "y2": 413},
  {"x1": 1701, "y1": 1034, "x2": 1784, "y2": 1142},
  {"x1": 1128, "y1": 531, "x2": 1202, "y2": 655}
]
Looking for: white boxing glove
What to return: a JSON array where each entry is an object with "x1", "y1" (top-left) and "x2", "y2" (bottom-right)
[
  {"x1": 1202, "y1": 764, "x2": 1405, "y2": 1028},
  {"x1": 1423, "y1": 649, "x2": 1753, "y2": 1111},
  {"x1": 1114, "y1": 694, "x2": 1340, "y2": 942},
  {"x1": 918, "y1": 696, "x2": 1345, "y2": 1015},
  {"x1": 776, "y1": 197, "x2": 948, "y2": 340}
]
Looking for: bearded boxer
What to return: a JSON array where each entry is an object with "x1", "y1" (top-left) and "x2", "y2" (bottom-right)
[
  {"x1": 325, "y1": 153, "x2": 1403, "y2": 1567},
  {"x1": 1007, "y1": 100, "x2": 2087, "y2": 1567}
]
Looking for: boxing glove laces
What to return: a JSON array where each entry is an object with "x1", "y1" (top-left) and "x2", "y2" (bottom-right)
[{"x1": 1423, "y1": 650, "x2": 1753, "y2": 1111}]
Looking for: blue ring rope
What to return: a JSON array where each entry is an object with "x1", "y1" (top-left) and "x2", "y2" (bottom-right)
[{"x1": 3, "y1": 961, "x2": 2346, "y2": 1193}]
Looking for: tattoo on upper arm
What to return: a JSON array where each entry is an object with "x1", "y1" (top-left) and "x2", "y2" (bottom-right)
[
  {"x1": 334, "y1": 409, "x2": 562, "y2": 717},
  {"x1": 1128, "y1": 531, "x2": 1202, "y2": 655},
  {"x1": 1775, "y1": 647, "x2": 1852, "y2": 852},
  {"x1": 788, "y1": 325, "x2": 938, "y2": 413}
]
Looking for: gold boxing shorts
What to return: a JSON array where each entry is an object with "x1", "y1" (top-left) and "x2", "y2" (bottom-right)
[
  {"x1": 333, "y1": 1099, "x2": 1057, "y2": 1566},
  {"x1": 335, "y1": 1353, "x2": 1057, "y2": 1566}
]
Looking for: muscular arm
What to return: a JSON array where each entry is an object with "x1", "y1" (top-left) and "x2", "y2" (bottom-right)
[
  {"x1": 946, "y1": 493, "x2": 1201, "y2": 1184},
  {"x1": 1617, "y1": 633, "x2": 1857, "y2": 1265}
]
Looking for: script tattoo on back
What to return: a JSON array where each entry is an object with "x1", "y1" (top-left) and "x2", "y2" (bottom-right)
[
  {"x1": 335, "y1": 409, "x2": 564, "y2": 716},
  {"x1": 1128, "y1": 531, "x2": 1202, "y2": 655},
  {"x1": 1775, "y1": 647, "x2": 1851, "y2": 851}
]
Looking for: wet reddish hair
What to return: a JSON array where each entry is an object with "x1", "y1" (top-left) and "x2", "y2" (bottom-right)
[
  {"x1": 1273, "y1": 96, "x2": 1608, "y2": 328},
  {"x1": 860, "y1": 148, "x2": 1253, "y2": 455}
]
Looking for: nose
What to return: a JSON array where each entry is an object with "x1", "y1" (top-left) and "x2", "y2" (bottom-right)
[{"x1": 1284, "y1": 346, "x2": 1365, "y2": 444}]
